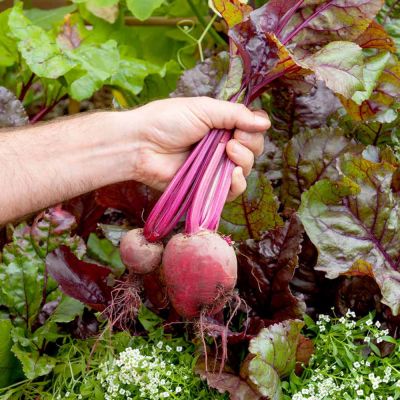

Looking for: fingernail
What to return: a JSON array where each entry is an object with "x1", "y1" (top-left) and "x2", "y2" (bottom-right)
[{"x1": 254, "y1": 115, "x2": 270, "y2": 129}]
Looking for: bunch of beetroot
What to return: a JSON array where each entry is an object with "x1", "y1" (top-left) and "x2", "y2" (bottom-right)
[{"x1": 119, "y1": 0, "x2": 381, "y2": 319}]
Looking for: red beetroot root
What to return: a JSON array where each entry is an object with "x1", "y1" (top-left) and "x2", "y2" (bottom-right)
[
  {"x1": 162, "y1": 231, "x2": 237, "y2": 319},
  {"x1": 120, "y1": 228, "x2": 163, "y2": 275}
]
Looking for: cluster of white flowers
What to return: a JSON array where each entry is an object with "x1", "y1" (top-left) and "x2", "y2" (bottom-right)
[
  {"x1": 290, "y1": 311, "x2": 400, "y2": 400},
  {"x1": 97, "y1": 342, "x2": 188, "y2": 400}
]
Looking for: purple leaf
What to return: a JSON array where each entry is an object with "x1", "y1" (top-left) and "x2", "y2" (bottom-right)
[
  {"x1": 299, "y1": 152, "x2": 400, "y2": 315},
  {"x1": 46, "y1": 246, "x2": 112, "y2": 311}
]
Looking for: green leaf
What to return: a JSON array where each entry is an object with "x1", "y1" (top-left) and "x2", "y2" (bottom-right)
[
  {"x1": 220, "y1": 171, "x2": 283, "y2": 241},
  {"x1": 0, "y1": 319, "x2": 22, "y2": 388},
  {"x1": 245, "y1": 320, "x2": 304, "y2": 399},
  {"x1": 8, "y1": 3, "x2": 75, "y2": 79},
  {"x1": 281, "y1": 127, "x2": 362, "y2": 209},
  {"x1": 138, "y1": 305, "x2": 163, "y2": 332},
  {"x1": 341, "y1": 53, "x2": 400, "y2": 123},
  {"x1": 0, "y1": 9, "x2": 18, "y2": 67},
  {"x1": 300, "y1": 42, "x2": 365, "y2": 99},
  {"x1": 87, "y1": 233, "x2": 125, "y2": 277},
  {"x1": 11, "y1": 343, "x2": 56, "y2": 380},
  {"x1": 49, "y1": 296, "x2": 84, "y2": 324},
  {"x1": 299, "y1": 153, "x2": 400, "y2": 315},
  {"x1": 126, "y1": 0, "x2": 165, "y2": 21},
  {"x1": 25, "y1": 5, "x2": 77, "y2": 30}
]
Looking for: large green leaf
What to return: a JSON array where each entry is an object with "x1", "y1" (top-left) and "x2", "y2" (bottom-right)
[
  {"x1": 220, "y1": 171, "x2": 283, "y2": 241},
  {"x1": 25, "y1": 5, "x2": 77, "y2": 30},
  {"x1": 126, "y1": 0, "x2": 165, "y2": 21},
  {"x1": 299, "y1": 42, "x2": 365, "y2": 98},
  {"x1": 0, "y1": 10, "x2": 18, "y2": 67},
  {"x1": 0, "y1": 319, "x2": 22, "y2": 388},
  {"x1": 8, "y1": 3, "x2": 75, "y2": 79},
  {"x1": 243, "y1": 320, "x2": 304, "y2": 399},
  {"x1": 299, "y1": 153, "x2": 400, "y2": 315},
  {"x1": 281, "y1": 127, "x2": 363, "y2": 208}
]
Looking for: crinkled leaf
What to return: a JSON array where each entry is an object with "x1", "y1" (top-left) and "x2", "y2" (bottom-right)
[
  {"x1": 279, "y1": 0, "x2": 384, "y2": 54},
  {"x1": 236, "y1": 214, "x2": 304, "y2": 321},
  {"x1": 171, "y1": 52, "x2": 230, "y2": 98},
  {"x1": 282, "y1": 127, "x2": 363, "y2": 208},
  {"x1": 0, "y1": 319, "x2": 22, "y2": 388},
  {"x1": 244, "y1": 319, "x2": 304, "y2": 399},
  {"x1": 341, "y1": 53, "x2": 400, "y2": 123},
  {"x1": 8, "y1": 4, "x2": 75, "y2": 79},
  {"x1": 220, "y1": 171, "x2": 283, "y2": 241},
  {"x1": 49, "y1": 295, "x2": 85, "y2": 324},
  {"x1": 0, "y1": 87, "x2": 28, "y2": 128},
  {"x1": 299, "y1": 153, "x2": 400, "y2": 315},
  {"x1": 299, "y1": 41, "x2": 365, "y2": 98},
  {"x1": 269, "y1": 79, "x2": 341, "y2": 141},
  {"x1": 126, "y1": 0, "x2": 165, "y2": 21},
  {"x1": 46, "y1": 246, "x2": 112, "y2": 311},
  {"x1": 87, "y1": 233, "x2": 125, "y2": 277}
]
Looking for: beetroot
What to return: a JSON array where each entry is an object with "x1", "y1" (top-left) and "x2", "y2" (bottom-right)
[
  {"x1": 120, "y1": 228, "x2": 163, "y2": 275},
  {"x1": 162, "y1": 231, "x2": 237, "y2": 319}
]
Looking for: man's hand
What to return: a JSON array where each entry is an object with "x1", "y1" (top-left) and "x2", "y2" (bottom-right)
[
  {"x1": 0, "y1": 97, "x2": 270, "y2": 225},
  {"x1": 127, "y1": 97, "x2": 270, "y2": 200}
]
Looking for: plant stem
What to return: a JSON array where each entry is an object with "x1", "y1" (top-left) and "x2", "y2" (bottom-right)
[
  {"x1": 187, "y1": 0, "x2": 226, "y2": 47},
  {"x1": 19, "y1": 73, "x2": 35, "y2": 102},
  {"x1": 30, "y1": 94, "x2": 68, "y2": 124}
]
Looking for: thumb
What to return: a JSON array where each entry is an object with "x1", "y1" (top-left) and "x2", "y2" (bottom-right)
[{"x1": 193, "y1": 97, "x2": 271, "y2": 132}]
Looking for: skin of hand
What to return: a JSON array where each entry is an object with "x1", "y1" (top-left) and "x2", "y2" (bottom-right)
[
  {"x1": 126, "y1": 97, "x2": 270, "y2": 200},
  {"x1": 0, "y1": 97, "x2": 270, "y2": 225}
]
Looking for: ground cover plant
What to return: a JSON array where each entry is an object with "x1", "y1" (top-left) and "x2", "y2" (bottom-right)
[{"x1": 1, "y1": 0, "x2": 400, "y2": 399}]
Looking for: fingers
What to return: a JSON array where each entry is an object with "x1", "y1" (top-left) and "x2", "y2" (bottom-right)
[
  {"x1": 227, "y1": 167, "x2": 247, "y2": 201},
  {"x1": 194, "y1": 97, "x2": 271, "y2": 133},
  {"x1": 226, "y1": 139, "x2": 255, "y2": 177},
  {"x1": 234, "y1": 130, "x2": 265, "y2": 157}
]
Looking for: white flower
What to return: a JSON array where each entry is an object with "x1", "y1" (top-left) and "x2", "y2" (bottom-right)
[
  {"x1": 176, "y1": 387, "x2": 182, "y2": 393},
  {"x1": 166, "y1": 345, "x2": 172, "y2": 352},
  {"x1": 157, "y1": 341, "x2": 163, "y2": 349},
  {"x1": 346, "y1": 310, "x2": 356, "y2": 318},
  {"x1": 176, "y1": 346, "x2": 183, "y2": 352},
  {"x1": 366, "y1": 319, "x2": 373, "y2": 326},
  {"x1": 353, "y1": 361, "x2": 361, "y2": 368},
  {"x1": 161, "y1": 392, "x2": 170, "y2": 398},
  {"x1": 377, "y1": 337, "x2": 383, "y2": 343},
  {"x1": 364, "y1": 336, "x2": 371, "y2": 343},
  {"x1": 375, "y1": 321, "x2": 381, "y2": 328},
  {"x1": 357, "y1": 389, "x2": 364, "y2": 395},
  {"x1": 366, "y1": 361, "x2": 371, "y2": 366}
]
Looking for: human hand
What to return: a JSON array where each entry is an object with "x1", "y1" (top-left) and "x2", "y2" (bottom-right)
[{"x1": 129, "y1": 97, "x2": 270, "y2": 200}]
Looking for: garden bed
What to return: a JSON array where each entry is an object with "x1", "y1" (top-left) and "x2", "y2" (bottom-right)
[{"x1": 0, "y1": 0, "x2": 400, "y2": 399}]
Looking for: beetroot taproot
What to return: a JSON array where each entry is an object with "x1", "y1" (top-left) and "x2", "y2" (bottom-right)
[
  {"x1": 162, "y1": 231, "x2": 237, "y2": 319},
  {"x1": 120, "y1": 228, "x2": 163, "y2": 275}
]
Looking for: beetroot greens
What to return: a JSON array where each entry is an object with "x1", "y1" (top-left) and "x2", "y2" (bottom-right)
[{"x1": 144, "y1": 0, "x2": 377, "y2": 241}]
